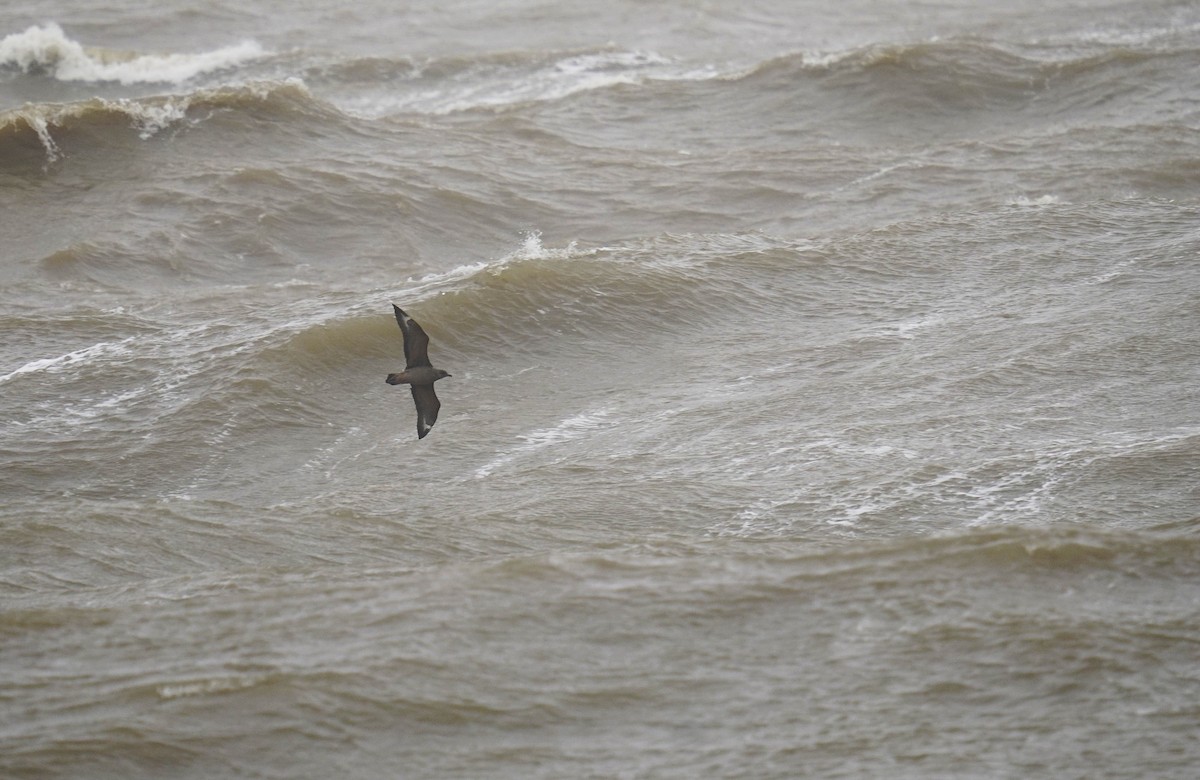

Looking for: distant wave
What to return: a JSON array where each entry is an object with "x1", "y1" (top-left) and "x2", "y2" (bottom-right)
[
  {"x1": 306, "y1": 32, "x2": 1200, "y2": 118},
  {"x1": 5, "y1": 28, "x2": 1193, "y2": 138},
  {"x1": 729, "y1": 34, "x2": 1200, "y2": 113},
  {"x1": 0, "y1": 78, "x2": 319, "y2": 162},
  {"x1": 743, "y1": 31, "x2": 1200, "y2": 78},
  {"x1": 0, "y1": 22, "x2": 264, "y2": 85}
]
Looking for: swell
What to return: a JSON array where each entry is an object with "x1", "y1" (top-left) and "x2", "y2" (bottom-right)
[
  {"x1": 699, "y1": 36, "x2": 1200, "y2": 145},
  {"x1": 0, "y1": 232, "x2": 817, "y2": 496},
  {"x1": 300, "y1": 33, "x2": 1200, "y2": 126},
  {"x1": 7, "y1": 191, "x2": 1196, "y2": 509},
  {"x1": 282, "y1": 232, "x2": 825, "y2": 365},
  {"x1": 5, "y1": 522, "x2": 1197, "y2": 634},
  {"x1": 5, "y1": 193, "x2": 1181, "y2": 462}
]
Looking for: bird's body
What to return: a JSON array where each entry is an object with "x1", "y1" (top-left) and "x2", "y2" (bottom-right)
[
  {"x1": 386, "y1": 304, "x2": 451, "y2": 439},
  {"x1": 385, "y1": 366, "x2": 447, "y2": 386}
]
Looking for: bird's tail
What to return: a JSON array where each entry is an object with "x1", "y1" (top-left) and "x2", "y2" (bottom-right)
[{"x1": 386, "y1": 373, "x2": 407, "y2": 385}]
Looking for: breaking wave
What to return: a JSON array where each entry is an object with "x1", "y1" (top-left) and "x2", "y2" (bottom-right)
[{"x1": 0, "y1": 22, "x2": 264, "y2": 85}]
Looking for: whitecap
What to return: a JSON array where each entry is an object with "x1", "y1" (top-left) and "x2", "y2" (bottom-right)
[{"x1": 0, "y1": 22, "x2": 264, "y2": 85}]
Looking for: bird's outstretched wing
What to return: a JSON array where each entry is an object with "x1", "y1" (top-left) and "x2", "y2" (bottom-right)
[
  {"x1": 393, "y1": 304, "x2": 432, "y2": 368},
  {"x1": 410, "y1": 384, "x2": 441, "y2": 439}
]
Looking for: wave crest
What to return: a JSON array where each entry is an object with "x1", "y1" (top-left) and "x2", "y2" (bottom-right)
[{"x1": 0, "y1": 22, "x2": 264, "y2": 85}]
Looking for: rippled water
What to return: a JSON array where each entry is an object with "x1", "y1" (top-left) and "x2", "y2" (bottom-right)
[{"x1": 3, "y1": 2, "x2": 1200, "y2": 778}]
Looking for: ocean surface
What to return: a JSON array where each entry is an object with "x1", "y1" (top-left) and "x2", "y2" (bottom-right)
[{"x1": 3, "y1": 2, "x2": 1200, "y2": 778}]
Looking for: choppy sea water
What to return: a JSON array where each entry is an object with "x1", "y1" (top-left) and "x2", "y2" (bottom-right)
[{"x1": 3, "y1": 2, "x2": 1199, "y2": 778}]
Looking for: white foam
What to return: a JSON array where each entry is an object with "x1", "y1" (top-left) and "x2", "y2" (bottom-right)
[
  {"x1": 0, "y1": 22, "x2": 264, "y2": 85},
  {"x1": 88, "y1": 96, "x2": 193, "y2": 139},
  {"x1": 867, "y1": 313, "x2": 947, "y2": 341},
  {"x1": 476, "y1": 408, "x2": 613, "y2": 478},
  {"x1": 400, "y1": 232, "x2": 590, "y2": 295},
  {"x1": 20, "y1": 111, "x2": 61, "y2": 161},
  {"x1": 554, "y1": 50, "x2": 671, "y2": 74},
  {"x1": 338, "y1": 48, "x2": 717, "y2": 117},
  {"x1": 1006, "y1": 194, "x2": 1062, "y2": 207},
  {"x1": 395, "y1": 260, "x2": 490, "y2": 302},
  {"x1": 0, "y1": 339, "x2": 133, "y2": 384},
  {"x1": 157, "y1": 675, "x2": 263, "y2": 699},
  {"x1": 509, "y1": 230, "x2": 582, "y2": 262},
  {"x1": 845, "y1": 159, "x2": 922, "y2": 189},
  {"x1": 801, "y1": 49, "x2": 856, "y2": 69},
  {"x1": 449, "y1": 50, "x2": 681, "y2": 113},
  {"x1": 1038, "y1": 21, "x2": 1200, "y2": 51},
  {"x1": 517, "y1": 409, "x2": 613, "y2": 448}
]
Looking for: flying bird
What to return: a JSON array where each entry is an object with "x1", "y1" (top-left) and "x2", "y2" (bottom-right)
[{"x1": 386, "y1": 304, "x2": 451, "y2": 439}]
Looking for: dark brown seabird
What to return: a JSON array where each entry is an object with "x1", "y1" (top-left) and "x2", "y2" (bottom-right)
[{"x1": 386, "y1": 304, "x2": 451, "y2": 439}]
